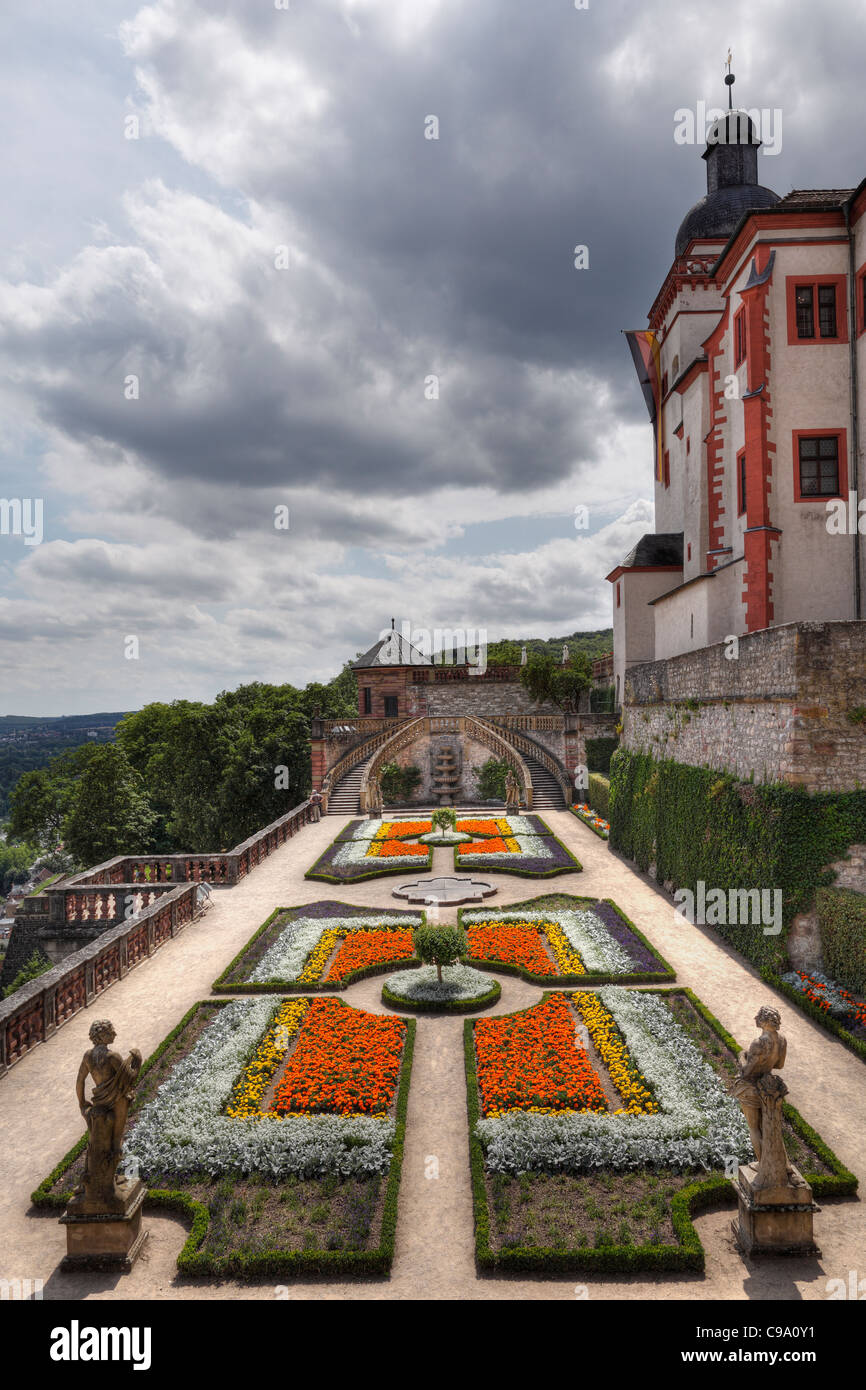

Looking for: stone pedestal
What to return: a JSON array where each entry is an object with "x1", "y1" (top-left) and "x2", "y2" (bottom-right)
[
  {"x1": 60, "y1": 1179, "x2": 147, "y2": 1272},
  {"x1": 731, "y1": 1163, "x2": 819, "y2": 1257}
]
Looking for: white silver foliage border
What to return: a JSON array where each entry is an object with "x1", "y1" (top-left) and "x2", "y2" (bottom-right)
[
  {"x1": 250, "y1": 913, "x2": 422, "y2": 983},
  {"x1": 476, "y1": 986, "x2": 752, "y2": 1172},
  {"x1": 124, "y1": 998, "x2": 396, "y2": 1178}
]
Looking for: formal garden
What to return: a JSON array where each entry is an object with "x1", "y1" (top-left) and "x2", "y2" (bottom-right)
[
  {"x1": 306, "y1": 814, "x2": 582, "y2": 883},
  {"x1": 20, "y1": 798, "x2": 864, "y2": 1290}
]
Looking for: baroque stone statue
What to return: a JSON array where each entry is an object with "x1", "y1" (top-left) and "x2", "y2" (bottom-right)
[
  {"x1": 366, "y1": 771, "x2": 383, "y2": 816},
  {"x1": 729, "y1": 1004, "x2": 818, "y2": 1256},
  {"x1": 732, "y1": 1004, "x2": 791, "y2": 1188},
  {"x1": 69, "y1": 1020, "x2": 142, "y2": 1215},
  {"x1": 504, "y1": 769, "x2": 521, "y2": 810}
]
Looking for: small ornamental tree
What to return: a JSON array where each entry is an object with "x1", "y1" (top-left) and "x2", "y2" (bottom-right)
[
  {"x1": 431, "y1": 807, "x2": 457, "y2": 832},
  {"x1": 412, "y1": 924, "x2": 467, "y2": 984}
]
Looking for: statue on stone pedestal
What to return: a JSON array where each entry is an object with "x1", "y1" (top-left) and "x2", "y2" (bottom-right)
[
  {"x1": 728, "y1": 1003, "x2": 817, "y2": 1257},
  {"x1": 366, "y1": 771, "x2": 383, "y2": 817},
  {"x1": 732, "y1": 1004, "x2": 793, "y2": 1188},
  {"x1": 69, "y1": 1020, "x2": 142, "y2": 1215},
  {"x1": 504, "y1": 769, "x2": 521, "y2": 810}
]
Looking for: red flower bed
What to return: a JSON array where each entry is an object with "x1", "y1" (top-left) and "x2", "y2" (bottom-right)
[
  {"x1": 473, "y1": 993, "x2": 607, "y2": 1115},
  {"x1": 270, "y1": 998, "x2": 407, "y2": 1115},
  {"x1": 324, "y1": 929, "x2": 416, "y2": 983},
  {"x1": 466, "y1": 924, "x2": 558, "y2": 977}
]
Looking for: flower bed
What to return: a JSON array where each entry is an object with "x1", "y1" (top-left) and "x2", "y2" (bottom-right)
[
  {"x1": 307, "y1": 819, "x2": 434, "y2": 883},
  {"x1": 458, "y1": 895, "x2": 674, "y2": 984},
  {"x1": 773, "y1": 967, "x2": 866, "y2": 1060},
  {"x1": 32, "y1": 996, "x2": 416, "y2": 1277},
  {"x1": 271, "y1": 998, "x2": 407, "y2": 1115},
  {"x1": 474, "y1": 993, "x2": 608, "y2": 1116},
  {"x1": 571, "y1": 803, "x2": 610, "y2": 839},
  {"x1": 382, "y1": 964, "x2": 501, "y2": 1013},
  {"x1": 212, "y1": 901, "x2": 423, "y2": 992},
  {"x1": 454, "y1": 817, "x2": 582, "y2": 878},
  {"x1": 464, "y1": 986, "x2": 856, "y2": 1273}
]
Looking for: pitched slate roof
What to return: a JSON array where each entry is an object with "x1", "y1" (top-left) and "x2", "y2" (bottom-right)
[
  {"x1": 619, "y1": 532, "x2": 684, "y2": 569},
  {"x1": 351, "y1": 631, "x2": 434, "y2": 668}
]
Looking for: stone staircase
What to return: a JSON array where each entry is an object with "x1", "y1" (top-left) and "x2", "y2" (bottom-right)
[
  {"x1": 520, "y1": 752, "x2": 566, "y2": 810},
  {"x1": 326, "y1": 758, "x2": 370, "y2": 815}
]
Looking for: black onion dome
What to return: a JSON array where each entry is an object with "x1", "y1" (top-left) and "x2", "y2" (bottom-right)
[
  {"x1": 676, "y1": 183, "x2": 780, "y2": 256},
  {"x1": 675, "y1": 108, "x2": 780, "y2": 257}
]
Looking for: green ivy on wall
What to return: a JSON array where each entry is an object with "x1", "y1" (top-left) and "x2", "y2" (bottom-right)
[{"x1": 609, "y1": 748, "x2": 866, "y2": 972}]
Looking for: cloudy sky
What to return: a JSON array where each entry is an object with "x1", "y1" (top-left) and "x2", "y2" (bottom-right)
[{"x1": 0, "y1": 0, "x2": 863, "y2": 714}]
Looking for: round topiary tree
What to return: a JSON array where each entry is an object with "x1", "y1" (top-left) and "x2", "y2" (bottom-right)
[
  {"x1": 412, "y1": 923, "x2": 467, "y2": 984},
  {"x1": 431, "y1": 807, "x2": 457, "y2": 833}
]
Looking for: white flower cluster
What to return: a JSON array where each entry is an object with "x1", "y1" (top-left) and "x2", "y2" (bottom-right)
[
  {"x1": 461, "y1": 906, "x2": 637, "y2": 974},
  {"x1": 249, "y1": 913, "x2": 422, "y2": 983},
  {"x1": 476, "y1": 986, "x2": 751, "y2": 1173},
  {"x1": 385, "y1": 964, "x2": 496, "y2": 1001},
  {"x1": 125, "y1": 999, "x2": 396, "y2": 1178}
]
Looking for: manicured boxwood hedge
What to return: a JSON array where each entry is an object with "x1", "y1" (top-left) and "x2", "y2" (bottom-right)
[
  {"x1": 588, "y1": 773, "x2": 610, "y2": 821},
  {"x1": 817, "y1": 886, "x2": 866, "y2": 996},
  {"x1": 32, "y1": 1001, "x2": 417, "y2": 1278},
  {"x1": 456, "y1": 895, "x2": 674, "y2": 986},
  {"x1": 609, "y1": 747, "x2": 866, "y2": 972},
  {"x1": 463, "y1": 986, "x2": 856, "y2": 1274}
]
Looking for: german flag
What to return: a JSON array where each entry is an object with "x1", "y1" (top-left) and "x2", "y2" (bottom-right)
[{"x1": 624, "y1": 329, "x2": 664, "y2": 483}]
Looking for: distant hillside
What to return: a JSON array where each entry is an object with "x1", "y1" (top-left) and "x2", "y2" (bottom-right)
[
  {"x1": 0, "y1": 713, "x2": 130, "y2": 818},
  {"x1": 508, "y1": 630, "x2": 612, "y2": 660}
]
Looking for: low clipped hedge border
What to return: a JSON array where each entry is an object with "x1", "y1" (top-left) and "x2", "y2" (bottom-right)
[
  {"x1": 463, "y1": 985, "x2": 856, "y2": 1274},
  {"x1": 211, "y1": 900, "x2": 428, "y2": 994},
  {"x1": 382, "y1": 979, "x2": 501, "y2": 1014},
  {"x1": 456, "y1": 895, "x2": 675, "y2": 986},
  {"x1": 32, "y1": 1001, "x2": 418, "y2": 1278},
  {"x1": 569, "y1": 805, "x2": 609, "y2": 840},
  {"x1": 762, "y1": 967, "x2": 866, "y2": 1067}
]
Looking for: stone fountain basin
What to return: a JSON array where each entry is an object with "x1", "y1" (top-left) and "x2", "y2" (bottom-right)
[{"x1": 392, "y1": 876, "x2": 497, "y2": 906}]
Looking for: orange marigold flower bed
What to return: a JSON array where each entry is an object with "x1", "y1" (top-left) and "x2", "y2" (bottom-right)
[
  {"x1": 376, "y1": 839, "x2": 429, "y2": 858},
  {"x1": 466, "y1": 924, "x2": 558, "y2": 977},
  {"x1": 324, "y1": 928, "x2": 416, "y2": 983},
  {"x1": 387, "y1": 820, "x2": 432, "y2": 838},
  {"x1": 456, "y1": 819, "x2": 501, "y2": 836},
  {"x1": 474, "y1": 993, "x2": 608, "y2": 1115},
  {"x1": 456, "y1": 836, "x2": 512, "y2": 855},
  {"x1": 270, "y1": 998, "x2": 407, "y2": 1115}
]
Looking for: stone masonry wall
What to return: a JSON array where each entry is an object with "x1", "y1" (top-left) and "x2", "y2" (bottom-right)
[{"x1": 622, "y1": 621, "x2": 866, "y2": 792}]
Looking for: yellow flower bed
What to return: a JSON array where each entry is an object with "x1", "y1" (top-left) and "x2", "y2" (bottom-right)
[
  {"x1": 226, "y1": 999, "x2": 309, "y2": 1119},
  {"x1": 298, "y1": 927, "x2": 341, "y2": 984},
  {"x1": 572, "y1": 991, "x2": 658, "y2": 1115},
  {"x1": 544, "y1": 922, "x2": 585, "y2": 975}
]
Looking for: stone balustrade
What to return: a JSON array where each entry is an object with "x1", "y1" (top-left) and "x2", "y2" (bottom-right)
[{"x1": 0, "y1": 798, "x2": 316, "y2": 1073}]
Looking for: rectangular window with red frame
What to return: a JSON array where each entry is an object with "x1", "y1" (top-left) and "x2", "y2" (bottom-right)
[
  {"x1": 663, "y1": 450, "x2": 670, "y2": 489},
  {"x1": 787, "y1": 275, "x2": 847, "y2": 344},
  {"x1": 734, "y1": 306, "x2": 747, "y2": 366},
  {"x1": 737, "y1": 448, "x2": 747, "y2": 515},
  {"x1": 797, "y1": 435, "x2": 841, "y2": 498},
  {"x1": 616, "y1": 582, "x2": 621, "y2": 609},
  {"x1": 859, "y1": 265, "x2": 866, "y2": 335}
]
